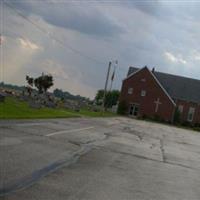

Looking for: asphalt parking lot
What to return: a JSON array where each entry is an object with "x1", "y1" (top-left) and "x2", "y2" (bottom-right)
[{"x1": 1, "y1": 117, "x2": 200, "y2": 200}]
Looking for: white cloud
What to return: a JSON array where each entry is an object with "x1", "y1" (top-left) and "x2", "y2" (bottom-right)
[
  {"x1": 19, "y1": 38, "x2": 40, "y2": 50},
  {"x1": 191, "y1": 50, "x2": 200, "y2": 61},
  {"x1": 164, "y1": 52, "x2": 177, "y2": 62},
  {"x1": 164, "y1": 51, "x2": 187, "y2": 64},
  {"x1": 40, "y1": 59, "x2": 69, "y2": 80}
]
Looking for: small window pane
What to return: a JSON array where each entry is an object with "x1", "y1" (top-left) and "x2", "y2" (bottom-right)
[
  {"x1": 128, "y1": 88, "x2": 133, "y2": 94},
  {"x1": 187, "y1": 107, "x2": 195, "y2": 122},
  {"x1": 141, "y1": 90, "x2": 146, "y2": 97}
]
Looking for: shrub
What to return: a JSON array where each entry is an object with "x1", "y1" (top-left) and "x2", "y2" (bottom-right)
[
  {"x1": 181, "y1": 121, "x2": 193, "y2": 127},
  {"x1": 173, "y1": 107, "x2": 181, "y2": 125},
  {"x1": 194, "y1": 123, "x2": 200, "y2": 128},
  {"x1": 117, "y1": 100, "x2": 127, "y2": 115}
]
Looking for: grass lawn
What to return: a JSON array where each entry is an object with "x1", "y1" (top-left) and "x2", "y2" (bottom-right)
[{"x1": 0, "y1": 97, "x2": 116, "y2": 119}]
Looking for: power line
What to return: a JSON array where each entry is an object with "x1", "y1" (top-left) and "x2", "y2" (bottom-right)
[
  {"x1": 4, "y1": 1, "x2": 128, "y2": 88},
  {"x1": 4, "y1": 1, "x2": 105, "y2": 65}
]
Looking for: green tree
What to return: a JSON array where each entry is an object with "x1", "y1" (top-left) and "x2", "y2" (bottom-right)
[
  {"x1": 26, "y1": 73, "x2": 54, "y2": 94},
  {"x1": 95, "y1": 89, "x2": 104, "y2": 105},
  {"x1": 34, "y1": 74, "x2": 53, "y2": 94},
  {"x1": 95, "y1": 89, "x2": 120, "y2": 108},
  {"x1": 26, "y1": 75, "x2": 34, "y2": 96},
  {"x1": 26, "y1": 75, "x2": 34, "y2": 87}
]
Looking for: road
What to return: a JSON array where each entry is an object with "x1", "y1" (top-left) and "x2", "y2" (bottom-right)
[{"x1": 0, "y1": 117, "x2": 200, "y2": 200}]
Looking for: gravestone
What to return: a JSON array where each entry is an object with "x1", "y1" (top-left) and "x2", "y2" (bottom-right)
[
  {"x1": 0, "y1": 93, "x2": 5, "y2": 102},
  {"x1": 29, "y1": 100, "x2": 42, "y2": 109},
  {"x1": 74, "y1": 106, "x2": 80, "y2": 112},
  {"x1": 111, "y1": 105, "x2": 118, "y2": 113},
  {"x1": 45, "y1": 101, "x2": 56, "y2": 108}
]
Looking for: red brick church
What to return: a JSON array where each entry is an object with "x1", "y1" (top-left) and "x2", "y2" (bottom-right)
[{"x1": 120, "y1": 66, "x2": 200, "y2": 124}]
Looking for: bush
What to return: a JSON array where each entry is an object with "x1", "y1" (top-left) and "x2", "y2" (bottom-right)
[
  {"x1": 117, "y1": 100, "x2": 127, "y2": 115},
  {"x1": 181, "y1": 121, "x2": 193, "y2": 127},
  {"x1": 153, "y1": 115, "x2": 160, "y2": 121},
  {"x1": 173, "y1": 107, "x2": 181, "y2": 125},
  {"x1": 194, "y1": 123, "x2": 200, "y2": 128},
  {"x1": 141, "y1": 114, "x2": 147, "y2": 119},
  {"x1": 153, "y1": 115, "x2": 166, "y2": 123}
]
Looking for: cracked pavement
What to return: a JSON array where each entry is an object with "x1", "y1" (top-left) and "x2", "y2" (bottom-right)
[{"x1": 0, "y1": 117, "x2": 200, "y2": 199}]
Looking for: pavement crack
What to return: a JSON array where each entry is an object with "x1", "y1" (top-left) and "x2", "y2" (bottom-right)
[
  {"x1": 0, "y1": 145, "x2": 92, "y2": 197},
  {"x1": 102, "y1": 148, "x2": 198, "y2": 171},
  {"x1": 0, "y1": 131, "x2": 112, "y2": 197},
  {"x1": 160, "y1": 138, "x2": 166, "y2": 163},
  {"x1": 123, "y1": 127, "x2": 144, "y2": 141}
]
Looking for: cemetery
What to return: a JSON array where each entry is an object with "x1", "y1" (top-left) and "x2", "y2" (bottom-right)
[{"x1": 0, "y1": 73, "x2": 117, "y2": 119}]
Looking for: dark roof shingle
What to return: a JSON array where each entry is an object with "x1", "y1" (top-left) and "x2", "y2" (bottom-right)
[{"x1": 127, "y1": 66, "x2": 200, "y2": 103}]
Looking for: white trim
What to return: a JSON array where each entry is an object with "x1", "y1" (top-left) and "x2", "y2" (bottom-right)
[
  {"x1": 187, "y1": 107, "x2": 195, "y2": 122},
  {"x1": 123, "y1": 66, "x2": 176, "y2": 106},
  {"x1": 141, "y1": 90, "x2": 146, "y2": 97},
  {"x1": 147, "y1": 68, "x2": 176, "y2": 106}
]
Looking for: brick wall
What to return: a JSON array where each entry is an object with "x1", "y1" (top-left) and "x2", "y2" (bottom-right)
[
  {"x1": 176, "y1": 99, "x2": 200, "y2": 124},
  {"x1": 120, "y1": 67, "x2": 175, "y2": 122}
]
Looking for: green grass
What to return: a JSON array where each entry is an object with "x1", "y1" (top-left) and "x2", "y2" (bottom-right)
[{"x1": 0, "y1": 97, "x2": 116, "y2": 119}]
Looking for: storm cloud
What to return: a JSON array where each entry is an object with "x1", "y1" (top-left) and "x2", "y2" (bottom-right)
[
  {"x1": 7, "y1": 0, "x2": 123, "y2": 37},
  {"x1": 2, "y1": 0, "x2": 200, "y2": 98}
]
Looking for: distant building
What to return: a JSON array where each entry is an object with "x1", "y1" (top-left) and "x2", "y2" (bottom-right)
[{"x1": 120, "y1": 66, "x2": 200, "y2": 124}]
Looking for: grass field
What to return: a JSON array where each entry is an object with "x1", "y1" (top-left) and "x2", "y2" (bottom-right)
[{"x1": 0, "y1": 97, "x2": 116, "y2": 119}]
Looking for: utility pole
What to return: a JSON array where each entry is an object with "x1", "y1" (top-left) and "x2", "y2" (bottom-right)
[
  {"x1": 109, "y1": 60, "x2": 118, "y2": 91},
  {"x1": 102, "y1": 61, "x2": 112, "y2": 111}
]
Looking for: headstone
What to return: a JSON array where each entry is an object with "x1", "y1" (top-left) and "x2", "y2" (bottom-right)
[
  {"x1": 92, "y1": 106, "x2": 100, "y2": 112},
  {"x1": 112, "y1": 105, "x2": 118, "y2": 113},
  {"x1": 0, "y1": 93, "x2": 5, "y2": 102},
  {"x1": 29, "y1": 100, "x2": 41, "y2": 109},
  {"x1": 45, "y1": 101, "x2": 56, "y2": 108},
  {"x1": 74, "y1": 106, "x2": 80, "y2": 112},
  {"x1": 63, "y1": 103, "x2": 71, "y2": 109},
  {"x1": 19, "y1": 95, "x2": 30, "y2": 102}
]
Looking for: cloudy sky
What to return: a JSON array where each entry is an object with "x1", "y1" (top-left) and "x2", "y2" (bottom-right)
[{"x1": 1, "y1": 0, "x2": 200, "y2": 98}]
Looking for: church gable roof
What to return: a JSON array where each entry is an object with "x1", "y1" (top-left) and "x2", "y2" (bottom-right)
[{"x1": 127, "y1": 66, "x2": 200, "y2": 103}]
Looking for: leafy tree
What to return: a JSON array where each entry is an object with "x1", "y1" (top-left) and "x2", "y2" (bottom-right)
[
  {"x1": 26, "y1": 76, "x2": 34, "y2": 87},
  {"x1": 95, "y1": 89, "x2": 104, "y2": 105},
  {"x1": 34, "y1": 74, "x2": 53, "y2": 94},
  {"x1": 95, "y1": 89, "x2": 120, "y2": 108},
  {"x1": 34, "y1": 77, "x2": 43, "y2": 94},
  {"x1": 53, "y1": 88, "x2": 90, "y2": 102},
  {"x1": 26, "y1": 73, "x2": 54, "y2": 94},
  {"x1": 53, "y1": 88, "x2": 65, "y2": 99},
  {"x1": 26, "y1": 75, "x2": 34, "y2": 96}
]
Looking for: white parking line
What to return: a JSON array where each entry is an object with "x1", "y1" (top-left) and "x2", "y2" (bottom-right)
[
  {"x1": 46, "y1": 126, "x2": 94, "y2": 137},
  {"x1": 15, "y1": 123, "x2": 52, "y2": 127}
]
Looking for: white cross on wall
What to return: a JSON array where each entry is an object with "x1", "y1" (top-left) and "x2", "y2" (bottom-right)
[{"x1": 154, "y1": 98, "x2": 162, "y2": 113}]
